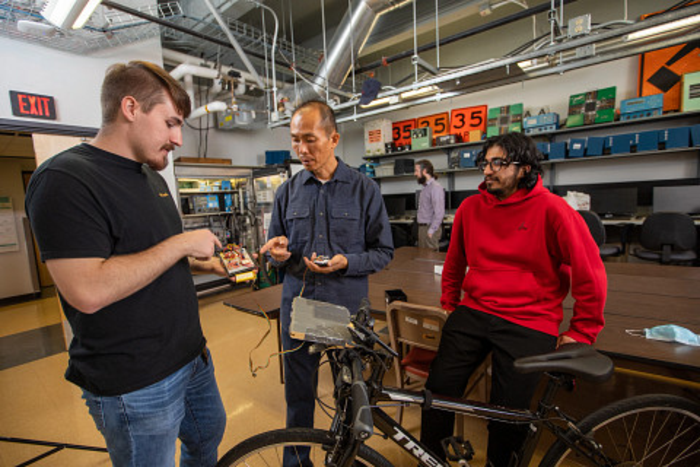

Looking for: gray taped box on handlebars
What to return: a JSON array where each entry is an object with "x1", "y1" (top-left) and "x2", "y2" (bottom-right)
[{"x1": 289, "y1": 297, "x2": 354, "y2": 346}]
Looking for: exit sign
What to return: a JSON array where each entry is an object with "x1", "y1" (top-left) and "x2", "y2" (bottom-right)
[{"x1": 10, "y1": 91, "x2": 56, "y2": 120}]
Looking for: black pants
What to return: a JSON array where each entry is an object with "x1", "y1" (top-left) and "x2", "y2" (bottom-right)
[{"x1": 420, "y1": 306, "x2": 557, "y2": 467}]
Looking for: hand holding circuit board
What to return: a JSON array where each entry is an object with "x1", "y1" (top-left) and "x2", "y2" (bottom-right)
[{"x1": 218, "y1": 244, "x2": 256, "y2": 283}]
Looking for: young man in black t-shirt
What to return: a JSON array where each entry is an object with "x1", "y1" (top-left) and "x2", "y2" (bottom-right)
[{"x1": 26, "y1": 61, "x2": 228, "y2": 466}]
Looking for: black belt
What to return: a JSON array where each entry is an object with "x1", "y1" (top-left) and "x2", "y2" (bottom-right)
[{"x1": 418, "y1": 223, "x2": 429, "y2": 226}]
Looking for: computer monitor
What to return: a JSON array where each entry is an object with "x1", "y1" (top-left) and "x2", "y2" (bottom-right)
[
  {"x1": 589, "y1": 187, "x2": 638, "y2": 218},
  {"x1": 653, "y1": 185, "x2": 700, "y2": 214},
  {"x1": 383, "y1": 196, "x2": 406, "y2": 217}
]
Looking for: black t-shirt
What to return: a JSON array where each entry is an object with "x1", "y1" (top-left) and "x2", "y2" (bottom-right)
[{"x1": 25, "y1": 144, "x2": 204, "y2": 396}]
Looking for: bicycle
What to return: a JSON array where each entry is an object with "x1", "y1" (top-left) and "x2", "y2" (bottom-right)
[{"x1": 217, "y1": 302, "x2": 700, "y2": 466}]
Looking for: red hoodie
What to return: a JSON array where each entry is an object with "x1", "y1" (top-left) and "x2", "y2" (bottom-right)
[{"x1": 441, "y1": 177, "x2": 606, "y2": 344}]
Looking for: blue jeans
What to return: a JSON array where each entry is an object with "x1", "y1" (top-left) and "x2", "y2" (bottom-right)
[{"x1": 82, "y1": 349, "x2": 226, "y2": 467}]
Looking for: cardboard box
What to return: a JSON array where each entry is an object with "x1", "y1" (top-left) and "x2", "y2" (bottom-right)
[
  {"x1": 536, "y1": 142, "x2": 550, "y2": 156},
  {"x1": 468, "y1": 130, "x2": 484, "y2": 142},
  {"x1": 375, "y1": 161, "x2": 395, "y2": 177}
]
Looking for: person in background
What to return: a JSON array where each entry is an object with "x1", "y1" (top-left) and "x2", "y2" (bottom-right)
[
  {"x1": 260, "y1": 100, "x2": 394, "y2": 467},
  {"x1": 414, "y1": 159, "x2": 445, "y2": 250},
  {"x1": 25, "y1": 61, "x2": 227, "y2": 467},
  {"x1": 420, "y1": 132, "x2": 607, "y2": 466}
]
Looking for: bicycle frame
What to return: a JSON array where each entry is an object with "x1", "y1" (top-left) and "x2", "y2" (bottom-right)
[
  {"x1": 324, "y1": 347, "x2": 607, "y2": 467},
  {"x1": 316, "y1": 311, "x2": 613, "y2": 467}
]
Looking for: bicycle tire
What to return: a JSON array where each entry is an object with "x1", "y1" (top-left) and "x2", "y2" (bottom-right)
[
  {"x1": 539, "y1": 394, "x2": 700, "y2": 467},
  {"x1": 217, "y1": 427, "x2": 394, "y2": 467}
]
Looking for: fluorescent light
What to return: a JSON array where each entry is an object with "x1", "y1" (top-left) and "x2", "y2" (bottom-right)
[
  {"x1": 360, "y1": 95, "x2": 399, "y2": 109},
  {"x1": 400, "y1": 85, "x2": 440, "y2": 100},
  {"x1": 624, "y1": 14, "x2": 700, "y2": 42},
  {"x1": 41, "y1": 0, "x2": 102, "y2": 30},
  {"x1": 72, "y1": 0, "x2": 102, "y2": 29},
  {"x1": 517, "y1": 58, "x2": 548, "y2": 71}
]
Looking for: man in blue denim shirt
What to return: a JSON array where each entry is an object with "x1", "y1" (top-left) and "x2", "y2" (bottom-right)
[{"x1": 260, "y1": 100, "x2": 394, "y2": 465}]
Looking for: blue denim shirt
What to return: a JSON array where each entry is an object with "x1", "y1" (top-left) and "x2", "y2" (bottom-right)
[{"x1": 267, "y1": 158, "x2": 394, "y2": 330}]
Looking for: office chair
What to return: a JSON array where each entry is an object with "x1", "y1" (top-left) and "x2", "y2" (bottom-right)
[
  {"x1": 577, "y1": 210, "x2": 622, "y2": 257},
  {"x1": 386, "y1": 301, "x2": 490, "y2": 433},
  {"x1": 633, "y1": 212, "x2": 698, "y2": 265}
]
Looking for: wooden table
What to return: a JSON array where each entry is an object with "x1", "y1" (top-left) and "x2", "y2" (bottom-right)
[{"x1": 224, "y1": 248, "x2": 700, "y2": 386}]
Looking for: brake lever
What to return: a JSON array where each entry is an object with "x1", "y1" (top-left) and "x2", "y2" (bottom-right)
[{"x1": 349, "y1": 321, "x2": 398, "y2": 358}]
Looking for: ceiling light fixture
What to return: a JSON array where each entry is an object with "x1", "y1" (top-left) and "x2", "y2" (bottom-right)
[
  {"x1": 41, "y1": 0, "x2": 102, "y2": 30},
  {"x1": 517, "y1": 58, "x2": 549, "y2": 71},
  {"x1": 623, "y1": 14, "x2": 700, "y2": 42},
  {"x1": 359, "y1": 95, "x2": 400, "y2": 109},
  {"x1": 400, "y1": 85, "x2": 441, "y2": 100}
]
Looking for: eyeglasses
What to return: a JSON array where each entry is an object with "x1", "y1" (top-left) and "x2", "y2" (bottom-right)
[{"x1": 477, "y1": 158, "x2": 520, "y2": 173}]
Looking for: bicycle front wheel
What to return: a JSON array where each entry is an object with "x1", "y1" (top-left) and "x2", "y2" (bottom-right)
[
  {"x1": 540, "y1": 394, "x2": 700, "y2": 466},
  {"x1": 217, "y1": 427, "x2": 393, "y2": 467}
]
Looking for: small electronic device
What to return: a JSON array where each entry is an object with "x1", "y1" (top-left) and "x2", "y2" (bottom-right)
[
  {"x1": 218, "y1": 244, "x2": 256, "y2": 280},
  {"x1": 620, "y1": 94, "x2": 663, "y2": 120},
  {"x1": 523, "y1": 112, "x2": 560, "y2": 134},
  {"x1": 410, "y1": 126, "x2": 432, "y2": 150},
  {"x1": 436, "y1": 134, "x2": 458, "y2": 146},
  {"x1": 314, "y1": 255, "x2": 331, "y2": 266}
]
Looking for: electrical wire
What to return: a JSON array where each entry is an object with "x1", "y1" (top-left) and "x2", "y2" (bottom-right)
[{"x1": 247, "y1": 261, "x2": 310, "y2": 377}]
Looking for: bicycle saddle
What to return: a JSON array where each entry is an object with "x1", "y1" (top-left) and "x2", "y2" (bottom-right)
[{"x1": 513, "y1": 343, "x2": 614, "y2": 383}]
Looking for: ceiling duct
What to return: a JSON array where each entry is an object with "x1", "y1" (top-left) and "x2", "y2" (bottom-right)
[{"x1": 290, "y1": 0, "x2": 411, "y2": 104}]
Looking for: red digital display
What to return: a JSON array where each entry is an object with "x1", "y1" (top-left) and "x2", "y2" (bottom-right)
[{"x1": 10, "y1": 91, "x2": 56, "y2": 120}]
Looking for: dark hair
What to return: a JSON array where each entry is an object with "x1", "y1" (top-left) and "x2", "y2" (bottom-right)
[
  {"x1": 292, "y1": 100, "x2": 338, "y2": 136},
  {"x1": 476, "y1": 132, "x2": 543, "y2": 189},
  {"x1": 101, "y1": 61, "x2": 191, "y2": 125},
  {"x1": 416, "y1": 159, "x2": 437, "y2": 179}
]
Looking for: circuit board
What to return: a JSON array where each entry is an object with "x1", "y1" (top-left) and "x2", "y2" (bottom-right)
[
  {"x1": 566, "y1": 86, "x2": 616, "y2": 127},
  {"x1": 218, "y1": 244, "x2": 255, "y2": 278},
  {"x1": 486, "y1": 104, "x2": 523, "y2": 137}
]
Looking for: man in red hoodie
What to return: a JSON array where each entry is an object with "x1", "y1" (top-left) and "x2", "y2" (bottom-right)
[{"x1": 420, "y1": 132, "x2": 606, "y2": 466}]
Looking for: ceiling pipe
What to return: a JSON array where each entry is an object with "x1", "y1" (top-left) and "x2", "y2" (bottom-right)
[
  {"x1": 263, "y1": 4, "x2": 700, "y2": 127},
  {"x1": 190, "y1": 101, "x2": 228, "y2": 120},
  {"x1": 100, "y1": 1, "x2": 316, "y2": 80},
  {"x1": 329, "y1": 3, "x2": 700, "y2": 112},
  {"x1": 354, "y1": 0, "x2": 579, "y2": 75},
  {"x1": 295, "y1": 0, "x2": 411, "y2": 103},
  {"x1": 201, "y1": 0, "x2": 264, "y2": 89},
  {"x1": 163, "y1": 49, "x2": 255, "y2": 94}
]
